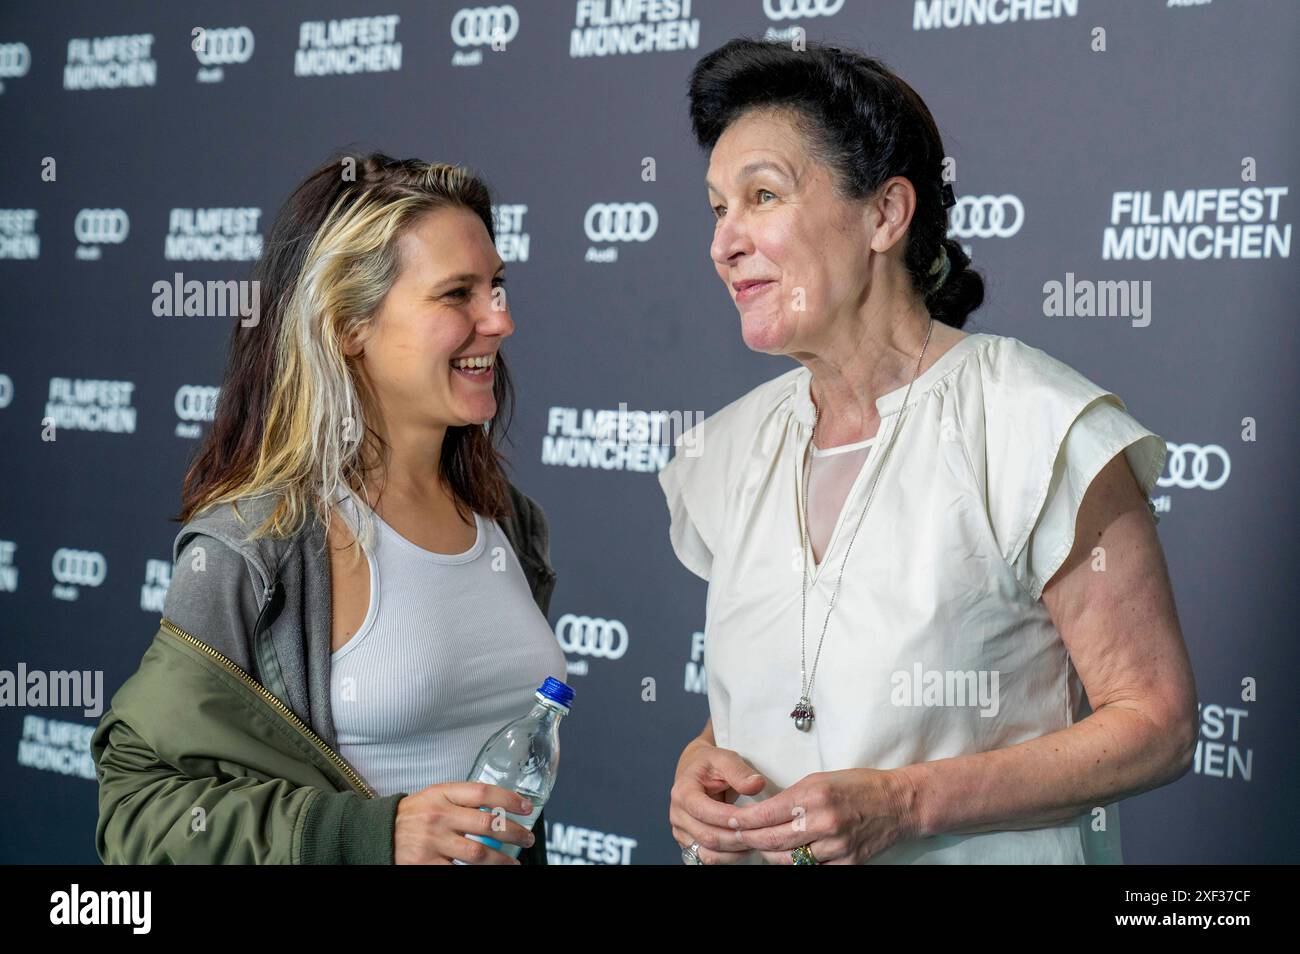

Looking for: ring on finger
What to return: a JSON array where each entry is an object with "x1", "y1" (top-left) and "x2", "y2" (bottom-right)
[{"x1": 791, "y1": 844, "x2": 819, "y2": 865}]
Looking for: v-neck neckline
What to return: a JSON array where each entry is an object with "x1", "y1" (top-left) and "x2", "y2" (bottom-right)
[
  {"x1": 799, "y1": 430, "x2": 877, "y2": 581},
  {"x1": 802, "y1": 442, "x2": 872, "y2": 573},
  {"x1": 792, "y1": 333, "x2": 985, "y2": 583}
]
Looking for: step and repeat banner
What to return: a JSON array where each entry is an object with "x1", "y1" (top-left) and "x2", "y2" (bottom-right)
[{"x1": 0, "y1": 1, "x2": 1296, "y2": 864}]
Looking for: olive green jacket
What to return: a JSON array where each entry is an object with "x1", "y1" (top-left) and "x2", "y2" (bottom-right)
[{"x1": 91, "y1": 483, "x2": 558, "y2": 864}]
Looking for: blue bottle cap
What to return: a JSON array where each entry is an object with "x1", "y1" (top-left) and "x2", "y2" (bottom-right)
[{"x1": 537, "y1": 677, "x2": 574, "y2": 709}]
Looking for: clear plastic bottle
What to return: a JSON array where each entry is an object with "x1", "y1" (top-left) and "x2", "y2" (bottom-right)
[{"x1": 455, "y1": 677, "x2": 574, "y2": 863}]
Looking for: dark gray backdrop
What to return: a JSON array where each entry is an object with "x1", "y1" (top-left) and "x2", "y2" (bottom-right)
[{"x1": 1, "y1": 0, "x2": 1296, "y2": 864}]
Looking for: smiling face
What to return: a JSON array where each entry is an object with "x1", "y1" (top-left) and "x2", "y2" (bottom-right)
[
  {"x1": 707, "y1": 108, "x2": 886, "y2": 356},
  {"x1": 346, "y1": 205, "x2": 512, "y2": 432}
]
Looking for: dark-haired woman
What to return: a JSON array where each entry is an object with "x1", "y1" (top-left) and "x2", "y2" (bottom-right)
[
  {"x1": 92, "y1": 154, "x2": 564, "y2": 864},
  {"x1": 661, "y1": 39, "x2": 1197, "y2": 865}
]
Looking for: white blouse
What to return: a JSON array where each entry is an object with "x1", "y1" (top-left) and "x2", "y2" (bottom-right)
[{"x1": 658, "y1": 332, "x2": 1168, "y2": 864}]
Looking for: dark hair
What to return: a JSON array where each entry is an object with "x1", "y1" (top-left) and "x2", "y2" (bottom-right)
[
  {"x1": 688, "y1": 38, "x2": 984, "y2": 329},
  {"x1": 177, "y1": 151, "x2": 517, "y2": 537}
]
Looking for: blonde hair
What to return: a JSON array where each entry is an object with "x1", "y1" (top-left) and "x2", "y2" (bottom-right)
[{"x1": 178, "y1": 154, "x2": 515, "y2": 567}]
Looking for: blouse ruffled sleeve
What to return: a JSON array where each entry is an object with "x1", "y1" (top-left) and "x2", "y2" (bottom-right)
[
  {"x1": 981, "y1": 340, "x2": 1168, "y2": 602},
  {"x1": 657, "y1": 420, "x2": 726, "y2": 583}
]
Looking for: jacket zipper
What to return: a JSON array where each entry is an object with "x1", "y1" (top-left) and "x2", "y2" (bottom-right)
[{"x1": 158, "y1": 615, "x2": 374, "y2": 799}]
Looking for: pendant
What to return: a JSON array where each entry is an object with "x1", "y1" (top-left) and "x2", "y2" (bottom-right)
[{"x1": 790, "y1": 696, "x2": 815, "y2": 731}]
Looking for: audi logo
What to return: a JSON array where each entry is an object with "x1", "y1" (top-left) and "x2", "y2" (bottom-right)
[
  {"x1": 0, "y1": 373, "x2": 12, "y2": 409},
  {"x1": 175, "y1": 385, "x2": 220, "y2": 422},
  {"x1": 194, "y1": 27, "x2": 255, "y2": 66},
  {"x1": 74, "y1": 209, "x2": 130, "y2": 245},
  {"x1": 1158, "y1": 442, "x2": 1230, "y2": 491},
  {"x1": 947, "y1": 194, "x2": 1023, "y2": 239},
  {"x1": 584, "y1": 203, "x2": 658, "y2": 243},
  {"x1": 52, "y1": 548, "x2": 107, "y2": 587},
  {"x1": 555, "y1": 614, "x2": 628, "y2": 660},
  {"x1": 763, "y1": 0, "x2": 845, "y2": 20},
  {"x1": 0, "y1": 42, "x2": 32, "y2": 78},
  {"x1": 451, "y1": 5, "x2": 519, "y2": 47}
]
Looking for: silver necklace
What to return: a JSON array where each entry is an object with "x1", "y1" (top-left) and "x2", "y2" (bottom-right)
[{"x1": 791, "y1": 317, "x2": 935, "y2": 731}]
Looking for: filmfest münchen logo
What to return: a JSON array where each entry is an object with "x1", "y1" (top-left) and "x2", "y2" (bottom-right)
[
  {"x1": 913, "y1": 0, "x2": 1078, "y2": 31},
  {"x1": 1195, "y1": 702, "x2": 1251, "y2": 782},
  {"x1": 0, "y1": 209, "x2": 39, "y2": 259},
  {"x1": 44, "y1": 377, "x2": 136, "y2": 435},
  {"x1": 542, "y1": 404, "x2": 701, "y2": 472},
  {"x1": 0, "y1": 539, "x2": 17, "y2": 594},
  {"x1": 544, "y1": 820, "x2": 638, "y2": 864},
  {"x1": 18, "y1": 718, "x2": 101, "y2": 782},
  {"x1": 63, "y1": 34, "x2": 156, "y2": 90},
  {"x1": 571, "y1": 0, "x2": 699, "y2": 57},
  {"x1": 1105, "y1": 187, "x2": 1290, "y2": 260},
  {"x1": 492, "y1": 203, "x2": 529, "y2": 262},
  {"x1": 140, "y1": 558, "x2": 172, "y2": 613},
  {"x1": 295, "y1": 15, "x2": 402, "y2": 77},
  {"x1": 165, "y1": 207, "x2": 263, "y2": 261}
]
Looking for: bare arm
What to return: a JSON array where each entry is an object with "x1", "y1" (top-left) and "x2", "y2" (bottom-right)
[{"x1": 896, "y1": 452, "x2": 1199, "y2": 838}]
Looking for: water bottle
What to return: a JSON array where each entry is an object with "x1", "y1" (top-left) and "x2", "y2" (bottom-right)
[{"x1": 455, "y1": 677, "x2": 574, "y2": 863}]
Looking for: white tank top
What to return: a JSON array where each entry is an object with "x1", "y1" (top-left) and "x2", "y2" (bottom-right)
[
  {"x1": 329, "y1": 494, "x2": 566, "y2": 798},
  {"x1": 803, "y1": 437, "x2": 875, "y2": 565}
]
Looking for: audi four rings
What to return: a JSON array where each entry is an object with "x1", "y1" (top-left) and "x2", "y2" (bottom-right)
[
  {"x1": 450, "y1": 6, "x2": 520, "y2": 48},
  {"x1": 584, "y1": 203, "x2": 659, "y2": 243},
  {"x1": 763, "y1": 0, "x2": 847, "y2": 20},
  {"x1": 947, "y1": 194, "x2": 1024, "y2": 239},
  {"x1": 51, "y1": 549, "x2": 108, "y2": 587},
  {"x1": 1158, "y1": 443, "x2": 1230, "y2": 491},
  {"x1": 555, "y1": 614, "x2": 629, "y2": 660},
  {"x1": 73, "y1": 209, "x2": 130, "y2": 244},
  {"x1": 173, "y1": 386, "x2": 221, "y2": 422},
  {"x1": 194, "y1": 27, "x2": 255, "y2": 66}
]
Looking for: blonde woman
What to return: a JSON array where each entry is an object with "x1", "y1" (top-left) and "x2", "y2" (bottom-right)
[{"x1": 92, "y1": 153, "x2": 565, "y2": 864}]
